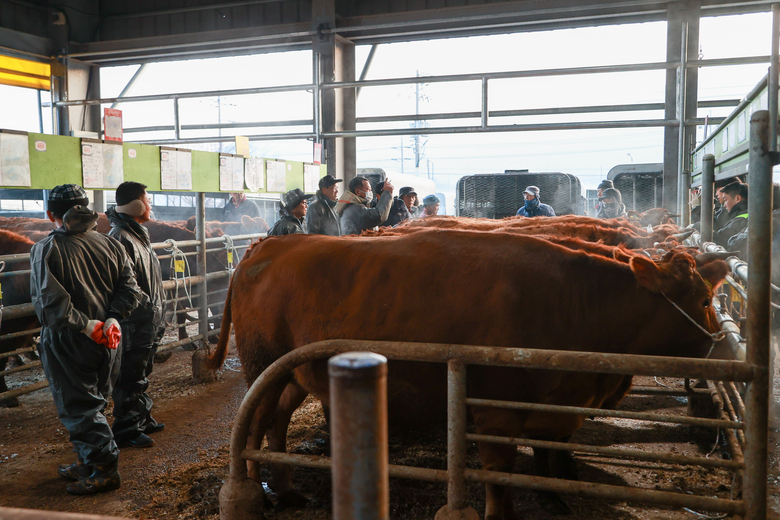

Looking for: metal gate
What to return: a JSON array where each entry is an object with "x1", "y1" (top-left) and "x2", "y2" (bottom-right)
[
  {"x1": 456, "y1": 172, "x2": 581, "y2": 218},
  {"x1": 219, "y1": 339, "x2": 759, "y2": 520}
]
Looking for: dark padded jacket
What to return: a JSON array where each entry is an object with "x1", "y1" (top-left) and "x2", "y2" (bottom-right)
[
  {"x1": 381, "y1": 198, "x2": 412, "y2": 227},
  {"x1": 222, "y1": 197, "x2": 261, "y2": 222},
  {"x1": 517, "y1": 201, "x2": 556, "y2": 218},
  {"x1": 714, "y1": 200, "x2": 749, "y2": 248},
  {"x1": 268, "y1": 213, "x2": 306, "y2": 236},
  {"x1": 305, "y1": 190, "x2": 341, "y2": 236},
  {"x1": 106, "y1": 207, "x2": 165, "y2": 328},
  {"x1": 30, "y1": 206, "x2": 143, "y2": 332}
]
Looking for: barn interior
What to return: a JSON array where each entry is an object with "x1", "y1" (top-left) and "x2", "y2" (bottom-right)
[{"x1": 1, "y1": 1, "x2": 779, "y2": 519}]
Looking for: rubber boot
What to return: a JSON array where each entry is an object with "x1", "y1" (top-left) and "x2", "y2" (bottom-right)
[
  {"x1": 66, "y1": 459, "x2": 121, "y2": 495},
  {"x1": 57, "y1": 458, "x2": 92, "y2": 481}
]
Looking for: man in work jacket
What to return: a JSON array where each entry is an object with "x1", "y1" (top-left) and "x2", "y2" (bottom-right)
[
  {"x1": 305, "y1": 174, "x2": 342, "y2": 236},
  {"x1": 516, "y1": 185, "x2": 555, "y2": 217},
  {"x1": 31, "y1": 184, "x2": 143, "y2": 495},
  {"x1": 714, "y1": 181, "x2": 749, "y2": 248},
  {"x1": 337, "y1": 176, "x2": 394, "y2": 235},
  {"x1": 107, "y1": 181, "x2": 166, "y2": 450},
  {"x1": 268, "y1": 188, "x2": 314, "y2": 236}
]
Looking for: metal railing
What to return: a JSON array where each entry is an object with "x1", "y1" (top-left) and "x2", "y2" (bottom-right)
[
  {"x1": 219, "y1": 339, "x2": 757, "y2": 520},
  {"x1": 0, "y1": 231, "x2": 265, "y2": 405}
]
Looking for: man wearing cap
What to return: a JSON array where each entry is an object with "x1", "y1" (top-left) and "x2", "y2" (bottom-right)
[
  {"x1": 421, "y1": 194, "x2": 441, "y2": 218},
  {"x1": 594, "y1": 180, "x2": 613, "y2": 216},
  {"x1": 337, "y1": 175, "x2": 394, "y2": 235},
  {"x1": 714, "y1": 181, "x2": 749, "y2": 248},
  {"x1": 106, "y1": 181, "x2": 166, "y2": 451},
  {"x1": 597, "y1": 188, "x2": 627, "y2": 219},
  {"x1": 221, "y1": 192, "x2": 261, "y2": 222},
  {"x1": 306, "y1": 174, "x2": 342, "y2": 236},
  {"x1": 399, "y1": 186, "x2": 419, "y2": 217},
  {"x1": 31, "y1": 184, "x2": 143, "y2": 495},
  {"x1": 377, "y1": 184, "x2": 414, "y2": 227},
  {"x1": 268, "y1": 188, "x2": 314, "y2": 236},
  {"x1": 516, "y1": 186, "x2": 555, "y2": 217}
]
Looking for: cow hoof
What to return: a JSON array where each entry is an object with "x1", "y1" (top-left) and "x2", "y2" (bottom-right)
[
  {"x1": 0, "y1": 397, "x2": 20, "y2": 408},
  {"x1": 277, "y1": 490, "x2": 308, "y2": 508},
  {"x1": 538, "y1": 493, "x2": 571, "y2": 515}
]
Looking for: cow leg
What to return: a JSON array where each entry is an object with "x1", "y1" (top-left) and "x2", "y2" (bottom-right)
[
  {"x1": 478, "y1": 440, "x2": 519, "y2": 520},
  {"x1": 266, "y1": 382, "x2": 309, "y2": 508},
  {"x1": 532, "y1": 438, "x2": 575, "y2": 515}
]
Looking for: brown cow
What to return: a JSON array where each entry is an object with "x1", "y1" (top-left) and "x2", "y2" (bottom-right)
[
  {"x1": 0, "y1": 229, "x2": 37, "y2": 407},
  {"x1": 205, "y1": 230, "x2": 728, "y2": 519}
]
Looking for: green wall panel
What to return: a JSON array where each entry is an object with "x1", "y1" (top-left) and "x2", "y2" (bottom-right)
[
  {"x1": 4, "y1": 131, "x2": 329, "y2": 194},
  {"x1": 122, "y1": 143, "x2": 160, "y2": 190},
  {"x1": 27, "y1": 133, "x2": 82, "y2": 189}
]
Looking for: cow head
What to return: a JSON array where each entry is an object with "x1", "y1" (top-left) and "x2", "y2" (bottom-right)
[{"x1": 630, "y1": 252, "x2": 729, "y2": 351}]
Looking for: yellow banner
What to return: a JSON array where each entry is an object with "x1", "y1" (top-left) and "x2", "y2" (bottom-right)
[{"x1": 0, "y1": 55, "x2": 51, "y2": 90}]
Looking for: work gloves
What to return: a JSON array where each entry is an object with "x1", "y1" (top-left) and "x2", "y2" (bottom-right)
[{"x1": 81, "y1": 318, "x2": 122, "y2": 350}]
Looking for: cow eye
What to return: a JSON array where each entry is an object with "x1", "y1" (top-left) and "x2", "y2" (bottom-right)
[{"x1": 703, "y1": 299, "x2": 711, "y2": 308}]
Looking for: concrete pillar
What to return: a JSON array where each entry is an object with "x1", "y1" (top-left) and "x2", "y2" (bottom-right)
[
  {"x1": 312, "y1": 0, "x2": 357, "y2": 186},
  {"x1": 663, "y1": 0, "x2": 700, "y2": 213}
]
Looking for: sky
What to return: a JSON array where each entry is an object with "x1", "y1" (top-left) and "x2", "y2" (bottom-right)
[{"x1": 0, "y1": 11, "x2": 774, "y2": 213}]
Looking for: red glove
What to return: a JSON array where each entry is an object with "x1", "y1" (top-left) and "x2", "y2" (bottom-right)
[
  {"x1": 83, "y1": 320, "x2": 106, "y2": 344},
  {"x1": 103, "y1": 318, "x2": 122, "y2": 350}
]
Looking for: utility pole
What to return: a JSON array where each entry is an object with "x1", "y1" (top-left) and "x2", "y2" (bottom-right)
[{"x1": 414, "y1": 70, "x2": 421, "y2": 173}]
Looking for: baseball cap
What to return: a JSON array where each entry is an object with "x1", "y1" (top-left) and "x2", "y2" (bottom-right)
[
  {"x1": 281, "y1": 188, "x2": 314, "y2": 210},
  {"x1": 423, "y1": 194, "x2": 440, "y2": 205},
  {"x1": 318, "y1": 174, "x2": 343, "y2": 189},
  {"x1": 523, "y1": 186, "x2": 540, "y2": 198},
  {"x1": 399, "y1": 186, "x2": 417, "y2": 198}
]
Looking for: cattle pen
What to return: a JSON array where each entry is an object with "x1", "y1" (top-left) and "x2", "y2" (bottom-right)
[{"x1": 2, "y1": 0, "x2": 780, "y2": 519}]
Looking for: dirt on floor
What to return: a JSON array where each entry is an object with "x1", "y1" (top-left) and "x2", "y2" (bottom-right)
[{"x1": 1, "y1": 331, "x2": 780, "y2": 520}]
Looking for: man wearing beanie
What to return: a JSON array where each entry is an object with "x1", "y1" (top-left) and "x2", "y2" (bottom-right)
[
  {"x1": 106, "y1": 181, "x2": 167, "y2": 450},
  {"x1": 30, "y1": 184, "x2": 143, "y2": 495},
  {"x1": 594, "y1": 179, "x2": 613, "y2": 216}
]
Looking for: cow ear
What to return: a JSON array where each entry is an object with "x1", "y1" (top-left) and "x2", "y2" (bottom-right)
[
  {"x1": 630, "y1": 255, "x2": 664, "y2": 292},
  {"x1": 613, "y1": 248, "x2": 633, "y2": 264},
  {"x1": 241, "y1": 215, "x2": 252, "y2": 228},
  {"x1": 697, "y1": 260, "x2": 729, "y2": 292}
]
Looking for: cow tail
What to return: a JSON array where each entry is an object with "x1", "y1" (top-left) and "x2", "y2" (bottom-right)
[{"x1": 204, "y1": 274, "x2": 234, "y2": 371}]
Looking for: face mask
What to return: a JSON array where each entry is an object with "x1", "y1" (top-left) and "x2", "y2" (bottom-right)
[
  {"x1": 116, "y1": 199, "x2": 147, "y2": 217},
  {"x1": 525, "y1": 197, "x2": 540, "y2": 211},
  {"x1": 364, "y1": 190, "x2": 373, "y2": 203}
]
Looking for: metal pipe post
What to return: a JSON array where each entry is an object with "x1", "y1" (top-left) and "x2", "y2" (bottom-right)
[
  {"x1": 744, "y1": 110, "x2": 773, "y2": 520},
  {"x1": 681, "y1": 170, "x2": 691, "y2": 227},
  {"x1": 173, "y1": 97, "x2": 181, "y2": 141},
  {"x1": 676, "y1": 21, "x2": 689, "y2": 217},
  {"x1": 770, "y1": 4, "x2": 780, "y2": 151},
  {"x1": 481, "y1": 77, "x2": 488, "y2": 129},
  {"x1": 196, "y1": 192, "x2": 208, "y2": 348},
  {"x1": 329, "y1": 352, "x2": 389, "y2": 520},
  {"x1": 701, "y1": 154, "x2": 715, "y2": 245},
  {"x1": 435, "y1": 360, "x2": 480, "y2": 520}
]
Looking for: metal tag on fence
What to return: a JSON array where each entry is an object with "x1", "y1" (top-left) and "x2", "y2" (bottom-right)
[
  {"x1": 227, "y1": 252, "x2": 233, "y2": 264},
  {"x1": 174, "y1": 260, "x2": 185, "y2": 273}
]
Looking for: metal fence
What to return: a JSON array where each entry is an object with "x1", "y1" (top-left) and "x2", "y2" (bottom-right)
[
  {"x1": 219, "y1": 339, "x2": 756, "y2": 520},
  {"x1": 456, "y1": 172, "x2": 582, "y2": 218},
  {"x1": 0, "y1": 232, "x2": 265, "y2": 406}
]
